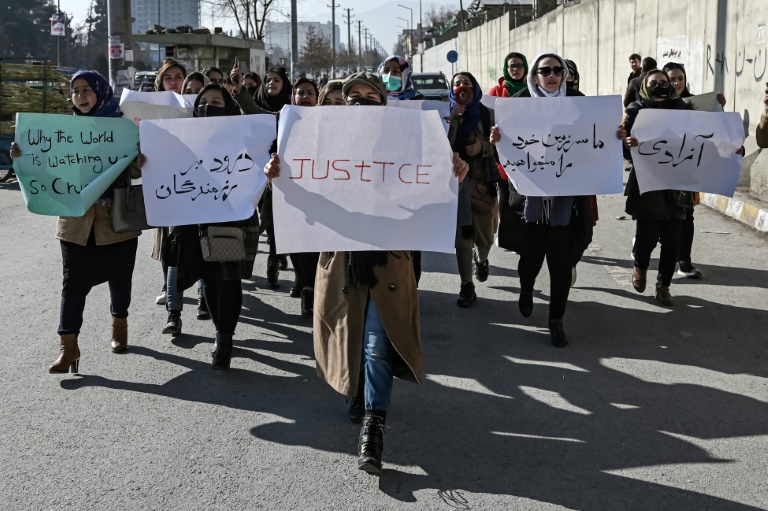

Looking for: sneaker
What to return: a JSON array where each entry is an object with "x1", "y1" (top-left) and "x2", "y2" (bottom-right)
[
  {"x1": 677, "y1": 261, "x2": 704, "y2": 279},
  {"x1": 162, "y1": 310, "x2": 182, "y2": 336},
  {"x1": 570, "y1": 266, "x2": 577, "y2": 287},
  {"x1": 155, "y1": 291, "x2": 167, "y2": 305},
  {"x1": 473, "y1": 252, "x2": 490, "y2": 283}
]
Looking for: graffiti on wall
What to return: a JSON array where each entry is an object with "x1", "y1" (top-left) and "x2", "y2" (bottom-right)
[{"x1": 707, "y1": 25, "x2": 768, "y2": 82}]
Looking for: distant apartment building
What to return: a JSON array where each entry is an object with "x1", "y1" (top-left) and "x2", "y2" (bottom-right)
[
  {"x1": 265, "y1": 21, "x2": 342, "y2": 56},
  {"x1": 132, "y1": 0, "x2": 200, "y2": 33}
]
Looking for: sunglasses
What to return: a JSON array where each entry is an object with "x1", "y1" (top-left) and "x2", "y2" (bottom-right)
[
  {"x1": 508, "y1": 63, "x2": 525, "y2": 70},
  {"x1": 647, "y1": 80, "x2": 671, "y2": 88},
  {"x1": 537, "y1": 66, "x2": 564, "y2": 77}
]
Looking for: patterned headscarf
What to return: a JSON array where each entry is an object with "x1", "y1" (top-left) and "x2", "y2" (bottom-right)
[
  {"x1": 376, "y1": 55, "x2": 420, "y2": 100},
  {"x1": 70, "y1": 70, "x2": 121, "y2": 118}
]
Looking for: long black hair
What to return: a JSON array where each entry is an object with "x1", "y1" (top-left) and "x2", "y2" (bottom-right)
[{"x1": 192, "y1": 83, "x2": 242, "y2": 117}]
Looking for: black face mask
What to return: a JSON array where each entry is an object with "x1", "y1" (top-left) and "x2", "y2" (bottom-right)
[
  {"x1": 195, "y1": 104, "x2": 229, "y2": 117},
  {"x1": 346, "y1": 97, "x2": 381, "y2": 106},
  {"x1": 246, "y1": 86, "x2": 259, "y2": 95},
  {"x1": 647, "y1": 82, "x2": 672, "y2": 99}
]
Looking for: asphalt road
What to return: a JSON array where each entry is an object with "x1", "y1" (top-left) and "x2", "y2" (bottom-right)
[{"x1": 1, "y1": 178, "x2": 766, "y2": 511}]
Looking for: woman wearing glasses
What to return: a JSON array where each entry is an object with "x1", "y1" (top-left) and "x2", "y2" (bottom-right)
[
  {"x1": 488, "y1": 52, "x2": 528, "y2": 97},
  {"x1": 490, "y1": 53, "x2": 593, "y2": 348},
  {"x1": 620, "y1": 69, "x2": 694, "y2": 306}
]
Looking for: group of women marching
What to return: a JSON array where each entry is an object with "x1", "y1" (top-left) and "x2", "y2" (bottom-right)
[{"x1": 11, "y1": 48, "x2": 748, "y2": 476}]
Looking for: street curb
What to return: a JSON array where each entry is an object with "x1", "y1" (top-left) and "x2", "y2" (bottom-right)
[{"x1": 701, "y1": 193, "x2": 768, "y2": 233}]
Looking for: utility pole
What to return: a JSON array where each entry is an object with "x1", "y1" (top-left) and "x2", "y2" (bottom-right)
[
  {"x1": 419, "y1": 0, "x2": 423, "y2": 71},
  {"x1": 459, "y1": 0, "x2": 466, "y2": 31},
  {"x1": 107, "y1": 0, "x2": 132, "y2": 91},
  {"x1": 345, "y1": 8, "x2": 353, "y2": 75},
  {"x1": 291, "y1": 0, "x2": 298, "y2": 80},
  {"x1": 363, "y1": 27, "x2": 369, "y2": 69},
  {"x1": 328, "y1": 2, "x2": 339, "y2": 78},
  {"x1": 357, "y1": 21, "x2": 363, "y2": 72}
]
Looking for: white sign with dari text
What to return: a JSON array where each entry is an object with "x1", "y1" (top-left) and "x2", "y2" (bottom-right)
[
  {"x1": 494, "y1": 95, "x2": 625, "y2": 196},
  {"x1": 630, "y1": 109, "x2": 744, "y2": 196},
  {"x1": 272, "y1": 105, "x2": 457, "y2": 253},
  {"x1": 140, "y1": 115, "x2": 276, "y2": 226}
]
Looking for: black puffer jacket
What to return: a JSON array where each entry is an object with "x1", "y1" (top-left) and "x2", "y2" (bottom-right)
[{"x1": 623, "y1": 97, "x2": 694, "y2": 220}]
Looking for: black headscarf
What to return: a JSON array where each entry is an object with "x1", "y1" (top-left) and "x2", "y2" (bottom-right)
[
  {"x1": 192, "y1": 83, "x2": 242, "y2": 117},
  {"x1": 255, "y1": 68, "x2": 292, "y2": 114}
]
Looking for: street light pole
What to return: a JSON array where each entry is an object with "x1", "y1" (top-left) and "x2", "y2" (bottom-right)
[
  {"x1": 419, "y1": 0, "x2": 423, "y2": 71},
  {"x1": 397, "y1": 17, "x2": 410, "y2": 59},
  {"x1": 397, "y1": 4, "x2": 413, "y2": 61}
]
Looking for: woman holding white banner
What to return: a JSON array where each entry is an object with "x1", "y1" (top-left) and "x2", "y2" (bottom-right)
[
  {"x1": 621, "y1": 69, "x2": 693, "y2": 306},
  {"x1": 232, "y1": 66, "x2": 292, "y2": 289},
  {"x1": 448, "y1": 71, "x2": 500, "y2": 307},
  {"x1": 489, "y1": 53, "x2": 593, "y2": 348},
  {"x1": 264, "y1": 71, "x2": 470, "y2": 475},
  {"x1": 11, "y1": 70, "x2": 142, "y2": 372}
]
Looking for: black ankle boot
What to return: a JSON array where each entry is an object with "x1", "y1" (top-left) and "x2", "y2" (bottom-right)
[
  {"x1": 300, "y1": 288, "x2": 313, "y2": 317},
  {"x1": 456, "y1": 281, "x2": 477, "y2": 308},
  {"x1": 518, "y1": 290, "x2": 533, "y2": 318},
  {"x1": 548, "y1": 319, "x2": 568, "y2": 348},
  {"x1": 266, "y1": 257, "x2": 280, "y2": 290},
  {"x1": 357, "y1": 410, "x2": 386, "y2": 475},
  {"x1": 347, "y1": 372, "x2": 365, "y2": 423},
  {"x1": 211, "y1": 333, "x2": 233, "y2": 370}
]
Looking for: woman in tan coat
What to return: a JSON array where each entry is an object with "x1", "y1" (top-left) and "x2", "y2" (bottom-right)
[{"x1": 265, "y1": 72, "x2": 469, "y2": 475}]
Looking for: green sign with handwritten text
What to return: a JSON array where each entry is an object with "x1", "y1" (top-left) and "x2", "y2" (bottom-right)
[{"x1": 13, "y1": 113, "x2": 139, "y2": 216}]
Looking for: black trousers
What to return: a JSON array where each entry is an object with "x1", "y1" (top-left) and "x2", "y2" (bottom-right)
[
  {"x1": 678, "y1": 207, "x2": 695, "y2": 263},
  {"x1": 201, "y1": 261, "x2": 242, "y2": 337},
  {"x1": 290, "y1": 252, "x2": 320, "y2": 289},
  {"x1": 633, "y1": 218, "x2": 682, "y2": 287},
  {"x1": 58, "y1": 233, "x2": 138, "y2": 335},
  {"x1": 517, "y1": 223, "x2": 573, "y2": 320}
]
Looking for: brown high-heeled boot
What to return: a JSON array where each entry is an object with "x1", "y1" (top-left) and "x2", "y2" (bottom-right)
[
  {"x1": 49, "y1": 334, "x2": 80, "y2": 373},
  {"x1": 111, "y1": 317, "x2": 128, "y2": 353}
]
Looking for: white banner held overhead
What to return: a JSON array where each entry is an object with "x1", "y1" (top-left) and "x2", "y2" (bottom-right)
[
  {"x1": 119, "y1": 89, "x2": 192, "y2": 126},
  {"x1": 630, "y1": 109, "x2": 744, "y2": 196},
  {"x1": 272, "y1": 105, "x2": 457, "y2": 254},
  {"x1": 387, "y1": 99, "x2": 450, "y2": 133},
  {"x1": 494, "y1": 95, "x2": 625, "y2": 196},
  {"x1": 140, "y1": 115, "x2": 276, "y2": 226}
]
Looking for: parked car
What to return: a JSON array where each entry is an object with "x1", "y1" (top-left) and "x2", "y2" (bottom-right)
[
  {"x1": 411, "y1": 72, "x2": 450, "y2": 101},
  {"x1": 134, "y1": 71, "x2": 157, "y2": 91}
]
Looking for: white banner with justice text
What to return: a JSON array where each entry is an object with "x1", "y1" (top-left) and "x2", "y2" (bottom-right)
[{"x1": 272, "y1": 105, "x2": 457, "y2": 253}]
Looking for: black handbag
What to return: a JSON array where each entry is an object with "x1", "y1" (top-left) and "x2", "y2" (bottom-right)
[{"x1": 112, "y1": 177, "x2": 150, "y2": 232}]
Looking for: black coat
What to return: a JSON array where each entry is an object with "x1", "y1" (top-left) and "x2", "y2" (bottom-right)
[
  {"x1": 497, "y1": 87, "x2": 592, "y2": 262},
  {"x1": 623, "y1": 97, "x2": 694, "y2": 220}
]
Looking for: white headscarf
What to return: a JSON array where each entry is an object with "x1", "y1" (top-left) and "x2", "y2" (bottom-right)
[{"x1": 526, "y1": 52, "x2": 570, "y2": 98}]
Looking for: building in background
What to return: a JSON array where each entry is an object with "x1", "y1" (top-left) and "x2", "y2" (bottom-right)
[{"x1": 132, "y1": 0, "x2": 200, "y2": 33}]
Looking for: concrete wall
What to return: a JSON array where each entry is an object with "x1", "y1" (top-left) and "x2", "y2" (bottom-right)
[{"x1": 417, "y1": 0, "x2": 768, "y2": 201}]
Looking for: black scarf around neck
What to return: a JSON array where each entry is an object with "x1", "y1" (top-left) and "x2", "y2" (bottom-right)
[{"x1": 346, "y1": 252, "x2": 389, "y2": 288}]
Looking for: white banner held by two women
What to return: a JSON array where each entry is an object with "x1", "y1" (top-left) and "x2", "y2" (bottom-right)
[
  {"x1": 139, "y1": 115, "x2": 276, "y2": 226},
  {"x1": 494, "y1": 95, "x2": 625, "y2": 196},
  {"x1": 630, "y1": 110, "x2": 744, "y2": 196},
  {"x1": 119, "y1": 89, "x2": 193, "y2": 126},
  {"x1": 272, "y1": 105, "x2": 457, "y2": 253}
]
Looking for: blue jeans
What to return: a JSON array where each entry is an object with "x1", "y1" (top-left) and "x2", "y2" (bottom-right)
[
  {"x1": 363, "y1": 297, "x2": 396, "y2": 413},
  {"x1": 165, "y1": 267, "x2": 204, "y2": 312}
]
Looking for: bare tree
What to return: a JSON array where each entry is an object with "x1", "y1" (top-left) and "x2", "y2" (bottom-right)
[
  {"x1": 391, "y1": 35, "x2": 407, "y2": 58},
  {"x1": 213, "y1": 0, "x2": 280, "y2": 39},
  {"x1": 425, "y1": 5, "x2": 458, "y2": 27}
]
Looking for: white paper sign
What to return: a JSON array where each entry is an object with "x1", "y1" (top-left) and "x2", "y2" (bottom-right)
[
  {"x1": 480, "y1": 95, "x2": 498, "y2": 110},
  {"x1": 388, "y1": 99, "x2": 450, "y2": 133},
  {"x1": 120, "y1": 89, "x2": 188, "y2": 107},
  {"x1": 683, "y1": 92, "x2": 724, "y2": 113},
  {"x1": 494, "y1": 96, "x2": 625, "y2": 196},
  {"x1": 273, "y1": 105, "x2": 457, "y2": 253},
  {"x1": 140, "y1": 115, "x2": 276, "y2": 226},
  {"x1": 630, "y1": 109, "x2": 744, "y2": 196}
]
